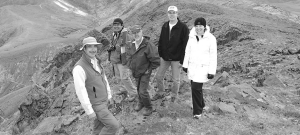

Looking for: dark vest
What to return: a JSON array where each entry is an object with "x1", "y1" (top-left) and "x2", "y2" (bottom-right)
[{"x1": 74, "y1": 53, "x2": 108, "y2": 106}]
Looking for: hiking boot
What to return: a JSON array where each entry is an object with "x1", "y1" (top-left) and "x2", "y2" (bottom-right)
[
  {"x1": 151, "y1": 93, "x2": 164, "y2": 101},
  {"x1": 143, "y1": 108, "x2": 154, "y2": 116},
  {"x1": 170, "y1": 96, "x2": 176, "y2": 103},
  {"x1": 134, "y1": 102, "x2": 144, "y2": 112},
  {"x1": 126, "y1": 94, "x2": 137, "y2": 102}
]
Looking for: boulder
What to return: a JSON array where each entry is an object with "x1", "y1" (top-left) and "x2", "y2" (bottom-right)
[
  {"x1": 267, "y1": 50, "x2": 277, "y2": 56},
  {"x1": 62, "y1": 115, "x2": 79, "y2": 126},
  {"x1": 0, "y1": 116, "x2": 3, "y2": 124},
  {"x1": 288, "y1": 48, "x2": 299, "y2": 54},
  {"x1": 213, "y1": 71, "x2": 236, "y2": 87},
  {"x1": 227, "y1": 84, "x2": 261, "y2": 99},
  {"x1": 33, "y1": 117, "x2": 60, "y2": 134},
  {"x1": 282, "y1": 48, "x2": 290, "y2": 55},
  {"x1": 218, "y1": 102, "x2": 237, "y2": 114},
  {"x1": 263, "y1": 75, "x2": 285, "y2": 88}
]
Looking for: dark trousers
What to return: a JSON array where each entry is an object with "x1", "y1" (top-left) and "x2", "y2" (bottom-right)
[
  {"x1": 191, "y1": 80, "x2": 205, "y2": 115},
  {"x1": 135, "y1": 71, "x2": 152, "y2": 109},
  {"x1": 92, "y1": 104, "x2": 120, "y2": 135}
]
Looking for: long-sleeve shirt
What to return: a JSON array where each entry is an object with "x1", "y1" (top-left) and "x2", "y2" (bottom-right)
[{"x1": 73, "y1": 58, "x2": 111, "y2": 115}]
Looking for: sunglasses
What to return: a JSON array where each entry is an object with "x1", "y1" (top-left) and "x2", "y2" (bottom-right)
[{"x1": 167, "y1": 11, "x2": 177, "y2": 14}]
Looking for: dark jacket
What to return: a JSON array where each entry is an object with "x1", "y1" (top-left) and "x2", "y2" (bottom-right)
[
  {"x1": 158, "y1": 19, "x2": 189, "y2": 64},
  {"x1": 109, "y1": 28, "x2": 129, "y2": 64},
  {"x1": 123, "y1": 37, "x2": 160, "y2": 78}
]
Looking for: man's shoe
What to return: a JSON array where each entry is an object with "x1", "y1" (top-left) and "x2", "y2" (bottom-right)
[
  {"x1": 151, "y1": 93, "x2": 164, "y2": 101},
  {"x1": 126, "y1": 94, "x2": 137, "y2": 102},
  {"x1": 134, "y1": 102, "x2": 144, "y2": 112},
  {"x1": 193, "y1": 114, "x2": 202, "y2": 119},
  {"x1": 170, "y1": 97, "x2": 176, "y2": 103},
  {"x1": 143, "y1": 108, "x2": 154, "y2": 116}
]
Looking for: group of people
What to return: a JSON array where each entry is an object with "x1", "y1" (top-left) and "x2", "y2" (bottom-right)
[{"x1": 72, "y1": 5, "x2": 217, "y2": 135}]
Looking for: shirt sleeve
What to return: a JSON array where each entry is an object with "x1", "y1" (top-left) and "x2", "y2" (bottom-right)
[
  {"x1": 104, "y1": 74, "x2": 112, "y2": 99},
  {"x1": 72, "y1": 65, "x2": 94, "y2": 115}
]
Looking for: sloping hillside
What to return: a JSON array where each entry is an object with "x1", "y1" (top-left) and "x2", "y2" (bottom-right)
[
  {"x1": 0, "y1": 0, "x2": 300, "y2": 135},
  {"x1": 0, "y1": 0, "x2": 151, "y2": 100}
]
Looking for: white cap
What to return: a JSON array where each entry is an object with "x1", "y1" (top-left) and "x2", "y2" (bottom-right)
[{"x1": 168, "y1": 6, "x2": 178, "y2": 12}]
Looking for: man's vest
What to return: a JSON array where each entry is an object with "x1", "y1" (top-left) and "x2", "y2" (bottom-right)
[{"x1": 74, "y1": 53, "x2": 108, "y2": 106}]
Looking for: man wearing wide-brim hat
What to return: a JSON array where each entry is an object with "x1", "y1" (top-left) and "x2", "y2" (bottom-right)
[{"x1": 73, "y1": 37, "x2": 120, "y2": 135}]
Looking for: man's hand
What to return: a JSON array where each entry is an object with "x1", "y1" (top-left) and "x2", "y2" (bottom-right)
[
  {"x1": 108, "y1": 98, "x2": 114, "y2": 105},
  {"x1": 182, "y1": 68, "x2": 188, "y2": 73},
  {"x1": 207, "y1": 74, "x2": 214, "y2": 79},
  {"x1": 88, "y1": 112, "x2": 96, "y2": 119}
]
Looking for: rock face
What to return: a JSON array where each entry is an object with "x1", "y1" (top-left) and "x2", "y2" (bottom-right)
[{"x1": 263, "y1": 74, "x2": 286, "y2": 88}]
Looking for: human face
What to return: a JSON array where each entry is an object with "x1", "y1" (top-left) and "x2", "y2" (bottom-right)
[
  {"x1": 195, "y1": 25, "x2": 205, "y2": 35},
  {"x1": 167, "y1": 10, "x2": 178, "y2": 21},
  {"x1": 113, "y1": 23, "x2": 123, "y2": 32},
  {"x1": 132, "y1": 30, "x2": 143, "y2": 41},
  {"x1": 84, "y1": 44, "x2": 98, "y2": 58}
]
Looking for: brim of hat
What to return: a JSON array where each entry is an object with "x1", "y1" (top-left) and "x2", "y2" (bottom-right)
[{"x1": 80, "y1": 43, "x2": 102, "y2": 50}]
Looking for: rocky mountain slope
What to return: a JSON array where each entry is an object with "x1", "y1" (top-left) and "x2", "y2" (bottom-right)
[{"x1": 1, "y1": 0, "x2": 300, "y2": 134}]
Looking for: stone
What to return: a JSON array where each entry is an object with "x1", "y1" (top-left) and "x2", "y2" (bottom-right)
[
  {"x1": 218, "y1": 102, "x2": 237, "y2": 114},
  {"x1": 62, "y1": 115, "x2": 79, "y2": 126},
  {"x1": 288, "y1": 48, "x2": 299, "y2": 54},
  {"x1": 33, "y1": 117, "x2": 60, "y2": 134},
  {"x1": 263, "y1": 75, "x2": 285, "y2": 88},
  {"x1": 0, "y1": 116, "x2": 3, "y2": 124},
  {"x1": 267, "y1": 50, "x2": 277, "y2": 56},
  {"x1": 282, "y1": 48, "x2": 290, "y2": 55},
  {"x1": 213, "y1": 71, "x2": 236, "y2": 87},
  {"x1": 227, "y1": 84, "x2": 261, "y2": 99}
]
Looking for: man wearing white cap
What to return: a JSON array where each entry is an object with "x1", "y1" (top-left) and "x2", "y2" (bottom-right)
[
  {"x1": 152, "y1": 6, "x2": 189, "y2": 102},
  {"x1": 73, "y1": 37, "x2": 120, "y2": 135}
]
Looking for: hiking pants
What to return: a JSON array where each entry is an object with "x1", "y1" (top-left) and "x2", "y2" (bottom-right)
[
  {"x1": 92, "y1": 104, "x2": 120, "y2": 135},
  {"x1": 135, "y1": 71, "x2": 152, "y2": 109},
  {"x1": 155, "y1": 58, "x2": 181, "y2": 97},
  {"x1": 113, "y1": 63, "x2": 137, "y2": 96},
  {"x1": 191, "y1": 80, "x2": 205, "y2": 115}
]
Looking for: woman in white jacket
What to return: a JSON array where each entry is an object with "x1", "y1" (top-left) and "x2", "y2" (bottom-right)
[{"x1": 182, "y1": 17, "x2": 217, "y2": 119}]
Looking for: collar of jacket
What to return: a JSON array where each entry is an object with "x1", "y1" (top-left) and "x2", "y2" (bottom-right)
[
  {"x1": 113, "y1": 27, "x2": 127, "y2": 36},
  {"x1": 133, "y1": 36, "x2": 149, "y2": 52},
  {"x1": 164, "y1": 18, "x2": 181, "y2": 29},
  {"x1": 82, "y1": 52, "x2": 102, "y2": 74},
  {"x1": 189, "y1": 26, "x2": 211, "y2": 39}
]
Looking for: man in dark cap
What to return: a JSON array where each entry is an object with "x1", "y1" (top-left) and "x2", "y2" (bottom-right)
[{"x1": 108, "y1": 18, "x2": 137, "y2": 102}]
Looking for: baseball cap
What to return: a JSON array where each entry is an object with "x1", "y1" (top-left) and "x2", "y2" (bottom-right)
[
  {"x1": 168, "y1": 6, "x2": 178, "y2": 12},
  {"x1": 80, "y1": 37, "x2": 101, "y2": 50}
]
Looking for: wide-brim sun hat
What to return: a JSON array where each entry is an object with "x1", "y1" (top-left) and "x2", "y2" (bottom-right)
[{"x1": 80, "y1": 37, "x2": 102, "y2": 50}]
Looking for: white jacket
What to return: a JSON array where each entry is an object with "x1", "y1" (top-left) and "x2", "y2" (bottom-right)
[{"x1": 183, "y1": 26, "x2": 217, "y2": 83}]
